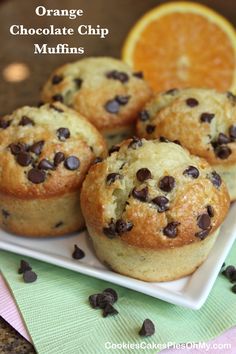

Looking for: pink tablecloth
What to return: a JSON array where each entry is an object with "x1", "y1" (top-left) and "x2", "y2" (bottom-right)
[{"x1": 1, "y1": 274, "x2": 236, "y2": 353}]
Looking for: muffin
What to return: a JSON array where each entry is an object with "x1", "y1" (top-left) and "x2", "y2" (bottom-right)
[
  {"x1": 81, "y1": 138, "x2": 230, "y2": 282},
  {"x1": 0, "y1": 103, "x2": 106, "y2": 237},
  {"x1": 136, "y1": 88, "x2": 236, "y2": 201},
  {"x1": 41, "y1": 57, "x2": 152, "y2": 146}
]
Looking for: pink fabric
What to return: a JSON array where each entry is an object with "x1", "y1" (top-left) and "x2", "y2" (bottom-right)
[{"x1": 0, "y1": 274, "x2": 236, "y2": 352}]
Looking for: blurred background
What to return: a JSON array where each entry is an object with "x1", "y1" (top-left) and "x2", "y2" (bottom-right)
[{"x1": 0, "y1": 0, "x2": 235, "y2": 115}]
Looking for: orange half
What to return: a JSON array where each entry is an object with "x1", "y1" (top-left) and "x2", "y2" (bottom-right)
[{"x1": 122, "y1": 2, "x2": 236, "y2": 93}]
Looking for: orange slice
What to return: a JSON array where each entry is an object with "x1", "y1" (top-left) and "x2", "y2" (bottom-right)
[{"x1": 122, "y1": 2, "x2": 236, "y2": 93}]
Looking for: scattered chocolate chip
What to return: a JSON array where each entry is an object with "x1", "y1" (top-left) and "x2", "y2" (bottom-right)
[
  {"x1": 2, "y1": 209, "x2": 10, "y2": 218},
  {"x1": 52, "y1": 74, "x2": 63, "y2": 85},
  {"x1": 217, "y1": 133, "x2": 231, "y2": 145},
  {"x1": 229, "y1": 125, "x2": 236, "y2": 141},
  {"x1": 115, "y1": 219, "x2": 133, "y2": 235},
  {"x1": 163, "y1": 222, "x2": 179, "y2": 238},
  {"x1": 159, "y1": 176, "x2": 175, "y2": 192},
  {"x1": 159, "y1": 136, "x2": 169, "y2": 143},
  {"x1": 103, "y1": 288, "x2": 118, "y2": 303},
  {"x1": 28, "y1": 168, "x2": 46, "y2": 184},
  {"x1": 227, "y1": 91, "x2": 236, "y2": 105},
  {"x1": 49, "y1": 104, "x2": 64, "y2": 113},
  {"x1": 232, "y1": 284, "x2": 236, "y2": 293},
  {"x1": 64, "y1": 156, "x2": 80, "y2": 170},
  {"x1": 146, "y1": 124, "x2": 155, "y2": 134},
  {"x1": 103, "y1": 220, "x2": 117, "y2": 238},
  {"x1": 9, "y1": 143, "x2": 27, "y2": 155},
  {"x1": 74, "y1": 78, "x2": 83, "y2": 88},
  {"x1": 72, "y1": 244, "x2": 85, "y2": 260},
  {"x1": 106, "y1": 70, "x2": 129, "y2": 83},
  {"x1": 222, "y1": 265, "x2": 236, "y2": 282},
  {"x1": 106, "y1": 173, "x2": 122, "y2": 185},
  {"x1": 186, "y1": 98, "x2": 199, "y2": 107},
  {"x1": 115, "y1": 95, "x2": 130, "y2": 105},
  {"x1": 18, "y1": 260, "x2": 32, "y2": 274},
  {"x1": 209, "y1": 171, "x2": 222, "y2": 188},
  {"x1": 136, "y1": 168, "x2": 152, "y2": 182},
  {"x1": 54, "y1": 152, "x2": 65, "y2": 166},
  {"x1": 197, "y1": 214, "x2": 211, "y2": 230},
  {"x1": 16, "y1": 152, "x2": 32, "y2": 167},
  {"x1": 173, "y1": 140, "x2": 181, "y2": 146},
  {"x1": 55, "y1": 221, "x2": 63, "y2": 228},
  {"x1": 97, "y1": 293, "x2": 115, "y2": 308},
  {"x1": 200, "y1": 113, "x2": 215, "y2": 123},
  {"x1": 108, "y1": 145, "x2": 120, "y2": 155},
  {"x1": 195, "y1": 228, "x2": 211, "y2": 240},
  {"x1": 30, "y1": 140, "x2": 45, "y2": 155},
  {"x1": 57, "y1": 127, "x2": 70, "y2": 141},
  {"x1": 152, "y1": 196, "x2": 169, "y2": 213},
  {"x1": 89, "y1": 294, "x2": 100, "y2": 308},
  {"x1": 52, "y1": 94, "x2": 63, "y2": 102},
  {"x1": 0, "y1": 118, "x2": 11, "y2": 129},
  {"x1": 38, "y1": 159, "x2": 54, "y2": 170},
  {"x1": 23, "y1": 270, "x2": 37, "y2": 283},
  {"x1": 19, "y1": 116, "x2": 34, "y2": 126},
  {"x1": 128, "y1": 136, "x2": 142, "y2": 149},
  {"x1": 104, "y1": 99, "x2": 120, "y2": 114},
  {"x1": 139, "y1": 319, "x2": 155, "y2": 337},
  {"x1": 133, "y1": 71, "x2": 143, "y2": 79},
  {"x1": 103, "y1": 303, "x2": 118, "y2": 317},
  {"x1": 215, "y1": 145, "x2": 232, "y2": 159},
  {"x1": 207, "y1": 205, "x2": 214, "y2": 218},
  {"x1": 165, "y1": 88, "x2": 178, "y2": 95},
  {"x1": 139, "y1": 110, "x2": 150, "y2": 121},
  {"x1": 132, "y1": 186, "x2": 148, "y2": 202},
  {"x1": 183, "y1": 166, "x2": 199, "y2": 179}
]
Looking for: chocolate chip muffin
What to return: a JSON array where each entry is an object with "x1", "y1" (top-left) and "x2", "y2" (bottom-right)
[
  {"x1": 81, "y1": 138, "x2": 230, "y2": 282},
  {"x1": 0, "y1": 103, "x2": 106, "y2": 237},
  {"x1": 136, "y1": 88, "x2": 236, "y2": 201},
  {"x1": 41, "y1": 57, "x2": 152, "y2": 146}
]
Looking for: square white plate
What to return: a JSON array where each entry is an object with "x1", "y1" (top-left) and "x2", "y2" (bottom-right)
[{"x1": 0, "y1": 204, "x2": 236, "y2": 310}]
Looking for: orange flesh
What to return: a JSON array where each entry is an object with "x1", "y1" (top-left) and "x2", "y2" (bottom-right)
[{"x1": 133, "y1": 13, "x2": 235, "y2": 92}]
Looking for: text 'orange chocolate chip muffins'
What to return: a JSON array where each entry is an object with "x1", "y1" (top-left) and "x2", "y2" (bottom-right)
[
  {"x1": 122, "y1": 2, "x2": 236, "y2": 93},
  {"x1": 0, "y1": 103, "x2": 106, "y2": 237},
  {"x1": 41, "y1": 57, "x2": 152, "y2": 147},
  {"x1": 81, "y1": 138, "x2": 230, "y2": 282},
  {"x1": 137, "y1": 88, "x2": 236, "y2": 201}
]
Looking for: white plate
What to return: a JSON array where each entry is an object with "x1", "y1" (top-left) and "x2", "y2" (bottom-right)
[{"x1": 0, "y1": 204, "x2": 236, "y2": 310}]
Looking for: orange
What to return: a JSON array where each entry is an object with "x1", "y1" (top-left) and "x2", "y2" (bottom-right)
[{"x1": 122, "y1": 2, "x2": 236, "y2": 93}]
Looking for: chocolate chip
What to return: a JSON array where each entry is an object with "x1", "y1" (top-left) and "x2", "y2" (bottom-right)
[
  {"x1": 18, "y1": 260, "x2": 32, "y2": 274},
  {"x1": 217, "y1": 133, "x2": 230, "y2": 145},
  {"x1": 38, "y1": 159, "x2": 54, "y2": 170},
  {"x1": 163, "y1": 222, "x2": 179, "y2": 238},
  {"x1": 232, "y1": 285, "x2": 236, "y2": 293},
  {"x1": 195, "y1": 228, "x2": 211, "y2": 240},
  {"x1": 229, "y1": 125, "x2": 236, "y2": 141},
  {"x1": 132, "y1": 186, "x2": 148, "y2": 202},
  {"x1": 74, "y1": 78, "x2": 83, "y2": 88},
  {"x1": 227, "y1": 91, "x2": 236, "y2": 105},
  {"x1": 165, "y1": 88, "x2": 178, "y2": 95},
  {"x1": 49, "y1": 104, "x2": 64, "y2": 113},
  {"x1": 89, "y1": 294, "x2": 100, "y2": 308},
  {"x1": 37, "y1": 101, "x2": 44, "y2": 107},
  {"x1": 2, "y1": 209, "x2": 10, "y2": 218},
  {"x1": 28, "y1": 168, "x2": 46, "y2": 184},
  {"x1": 139, "y1": 319, "x2": 155, "y2": 337},
  {"x1": 30, "y1": 141, "x2": 45, "y2": 155},
  {"x1": 0, "y1": 118, "x2": 11, "y2": 129},
  {"x1": 159, "y1": 136, "x2": 169, "y2": 143},
  {"x1": 108, "y1": 145, "x2": 120, "y2": 155},
  {"x1": 52, "y1": 94, "x2": 63, "y2": 102},
  {"x1": 64, "y1": 156, "x2": 80, "y2": 170},
  {"x1": 106, "y1": 173, "x2": 122, "y2": 185},
  {"x1": 183, "y1": 166, "x2": 199, "y2": 179},
  {"x1": 55, "y1": 221, "x2": 63, "y2": 228},
  {"x1": 93, "y1": 157, "x2": 103, "y2": 164},
  {"x1": 103, "y1": 303, "x2": 118, "y2": 317},
  {"x1": 54, "y1": 152, "x2": 65, "y2": 166},
  {"x1": 103, "y1": 220, "x2": 117, "y2": 238},
  {"x1": 209, "y1": 171, "x2": 222, "y2": 188},
  {"x1": 23, "y1": 270, "x2": 37, "y2": 283},
  {"x1": 115, "y1": 219, "x2": 133, "y2": 235},
  {"x1": 52, "y1": 75, "x2": 63, "y2": 85},
  {"x1": 215, "y1": 145, "x2": 232, "y2": 159},
  {"x1": 186, "y1": 98, "x2": 199, "y2": 107},
  {"x1": 207, "y1": 205, "x2": 214, "y2": 218},
  {"x1": 96, "y1": 293, "x2": 115, "y2": 308},
  {"x1": 146, "y1": 124, "x2": 155, "y2": 134},
  {"x1": 133, "y1": 71, "x2": 143, "y2": 79},
  {"x1": 159, "y1": 176, "x2": 175, "y2": 192},
  {"x1": 200, "y1": 113, "x2": 215, "y2": 123},
  {"x1": 104, "y1": 99, "x2": 120, "y2": 114},
  {"x1": 72, "y1": 244, "x2": 85, "y2": 260},
  {"x1": 136, "y1": 168, "x2": 152, "y2": 182},
  {"x1": 103, "y1": 288, "x2": 118, "y2": 303},
  {"x1": 9, "y1": 143, "x2": 27, "y2": 155},
  {"x1": 19, "y1": 116, "x2": 34, "y2": 126},
  {"x1": 152, "y1": 196, "x2": 169, "y2": 212},
  {"x1": 197, "y1": 213, "x2": 211, "y2": 230},
  {"x1": 115, "y1": 95, "x2": 130, "y2": 105},
  {"x1": 106, "y1": 70, "x2": 129, "y2": 83},
  {"x1": 139, "y1": 110, "x2": 150, "y2": 121},
  {"x1": 16, "y1": 152, "x2": 32, "y2": 167},
  {"x1": 128, "y1": 136, "x2": 142, "y2": 149},
  {"x1": 222, "y1": 265, "x2": 236, "y2": 282},
  {"x1": 57, "y1": 127, "x2": 70, "y2": 141}
]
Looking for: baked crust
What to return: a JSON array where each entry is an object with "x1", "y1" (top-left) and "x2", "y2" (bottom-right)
[{"x1": 41, "y1": 57, "x2": 152, "y2": 133}]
